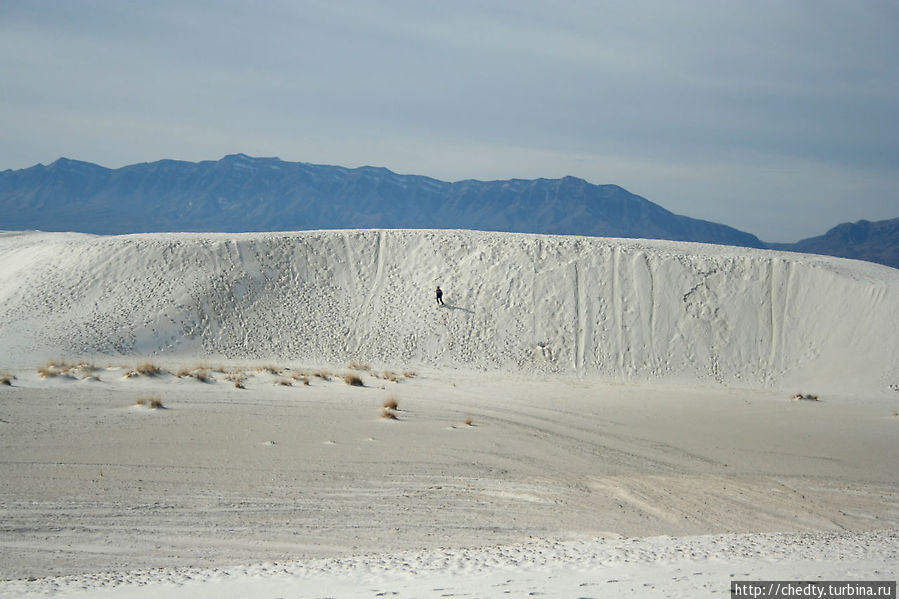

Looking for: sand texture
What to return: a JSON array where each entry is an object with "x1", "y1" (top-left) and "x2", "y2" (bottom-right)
[{"x1": 0, "y1": 230, "x2": 896, "y2": 597}]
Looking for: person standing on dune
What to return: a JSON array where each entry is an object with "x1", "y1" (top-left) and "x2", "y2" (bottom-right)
[{"x1": 436, "y1": 286, "x2": 444, "y2": 306}]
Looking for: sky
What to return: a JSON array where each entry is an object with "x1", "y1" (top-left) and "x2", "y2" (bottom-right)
[{"x1": 1, "y1": 0, "x2": 897, "y2": 242}]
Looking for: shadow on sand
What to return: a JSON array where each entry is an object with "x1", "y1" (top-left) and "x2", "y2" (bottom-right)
[{"x1": 442, "y1": 304, "x2": 474, "y2": 314}]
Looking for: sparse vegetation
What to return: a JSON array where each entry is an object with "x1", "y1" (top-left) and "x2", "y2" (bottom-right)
[
  {"x1": 791, "y1": 393, "x2": 820, "y2": 401},
  {"x1": 344, "y1": 373, "x2": 364, "y2": 387},
  {"x1": 38, "y1": 361, "x2": 97, "y2": 379},
  {"x1": 381, "y1": 408, "x2": 399, "y2": 420},
  {"x1": 275, "y1": 378, "x2": 293, "y2": 387},
  {"x1": 1, "y1": 375, "x2": 13, "y2": 386},
  {"x1": 135, "y1": 397, "x2": 165, "y2": 409},
  {"x1": 348, "y1": 361, "x2": 370, "y2": 371},
  {"x1": 403, "y1": 370, "x2": 417, "y2": 378},
  {"x1": 464, "y1": 416, "x2": 474, "y2": 426},
  {"x1": 383, "y1": 396, "x2": 399, "y2": 411},
  {"x1": 224, "y1": 372, "x2": 247, "y2": 388},
  {"x1": 314, "y1": 371, "x2": 331, "y2": 381},
  {"x1": 257, "y1": 365, "x2": 282, "y2": 375},
  {"x1": 177, "y1": 367, "x2": 213, "y2": 383},
  {"x1": 135, "y1": 362, "x2": 163, "y2": 376}
]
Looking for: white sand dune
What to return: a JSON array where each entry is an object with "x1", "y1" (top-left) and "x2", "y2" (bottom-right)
[
  {"x1": 1, "y1": 229, "x2": 896, "y2": 389},
  {"x1": 0, "y1": 229, "x2": 896, "y2": 597}
]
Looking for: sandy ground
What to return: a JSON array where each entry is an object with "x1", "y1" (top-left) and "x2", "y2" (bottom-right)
[{"x1": 1, "y1": 364, "x2": 896, "y2": 596}]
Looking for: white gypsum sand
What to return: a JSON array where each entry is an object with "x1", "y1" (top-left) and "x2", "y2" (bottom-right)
[{"x1": 0, "y1": 229, "x2": 896, "y2": 597}]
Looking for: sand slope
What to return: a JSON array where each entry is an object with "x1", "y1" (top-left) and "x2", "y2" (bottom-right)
[{"x1": 1, "y1": 229, "x2": 897, "y2": 390}]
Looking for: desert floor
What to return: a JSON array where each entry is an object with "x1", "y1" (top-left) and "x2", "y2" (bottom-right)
[{"x1": 0, "y1": 364, "x2": 896, "y2": 596}]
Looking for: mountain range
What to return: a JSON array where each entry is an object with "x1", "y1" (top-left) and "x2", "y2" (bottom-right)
[{"x1": 1, "y1": 153, "x2": 895, "y2": 268}]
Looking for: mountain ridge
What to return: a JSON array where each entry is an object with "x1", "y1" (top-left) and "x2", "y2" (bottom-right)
[
  {"x1": 2, "y1": 154, "x2": 895, "y2": 267},
  {"x1": 0, "y1": 154, "x2": 765, "y2": 248}
]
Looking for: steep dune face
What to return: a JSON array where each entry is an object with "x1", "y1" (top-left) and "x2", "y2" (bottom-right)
[{"x1": 0, "y1": 230, "x2": 896, "y2": 390}]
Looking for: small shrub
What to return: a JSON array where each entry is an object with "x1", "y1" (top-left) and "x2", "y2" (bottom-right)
[
  {"x1": 344, "y1": 374, "x2": 364, "y2": 387},
  {"x1": 348, "y1": 361, "x2": 370, "y2": 371},
  {"x1": 791, "y1": 393, "x2": 819, "y2": 401},
  {"x1": 381, "y1": 407, "x2": 399, "y2": 420},
  {"x1": 1, "y1": 375, "x2": 13, "y2": 386},
  {"x1": 136, "y1": 362, "x2": 162, "y2": 376},
  {"x1": 135, "y1": 397, "x2": 165, "y2": 409},
  {"x1": 177, "y1": 368, "x2": 213, "y2": 383},
  {"x1": 464, "y1": 416, "x2": 474, "y2": 426},
  {"x1": 314, "y1": 371, "x2": 331, "y2": 381},
  {"x1": 275, "y1": 378, "x2": 293, "y2": 387},
  {"x1": 403, "y1": 370, "x2": 417, "y2": 378},
  {"x1": 383, "y1": 370, "x2": 400, "y2": 382},
  {"x1": 383, "y1": 396, "x2": 399, "y2": 411},
  {"x1": 38, "y1": 362, "x2": 67, "y2": 378},
  {"x1": 258, "y1": 365, "x2": 282, "y2": 375},
  {"x1": 233, "y1": 376, "x2": 246, "y2": 389}
]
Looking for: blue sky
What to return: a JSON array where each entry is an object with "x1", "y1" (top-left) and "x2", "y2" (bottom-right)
[{"x1": 1, "y1": 0, "x2": 897, "y2": 241}]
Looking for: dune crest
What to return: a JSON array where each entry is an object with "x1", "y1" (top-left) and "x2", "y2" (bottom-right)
[{"x1": 0, "y1": 229, "x2": 896, "y2": 390}]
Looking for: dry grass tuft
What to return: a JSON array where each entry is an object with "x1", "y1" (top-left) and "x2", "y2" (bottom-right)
[
  {"x1": 381, "y1": 407, "x2": 399, "y2": 420},
  {"x1": 348, "y1": 361, "x2": 370, "y2": 371},
  {"x1": 275, "y1": 378, "x2": 293, "y2": 387},
  {"x1": 314, "y1": 371, "x2": 331, "y2": 381},
  {"x1": 135, "y1": 396, "x2": 165, "y2": 409},
  {"x1": 791, "y1": 393, "x2": 820, "y2": 401},
  {"x1": 383, "y1": 396, "x2": 399, "y2": 411},
  {"x1": 1, "y1": 375, "x2": 14, "y2": 386},
  {"x1": 464, "y1": 416, "x2": 474, "y2": 426},
  {"x1": 37, "y1": 361, "x2": 97, "y2": 379},
  {"x1": 403, "y1": 370, "x2": 417, "y2": 378},
  {"x1": 382, "y1": 370, "x2": 400, "y2": 382},
  {"x1": 344, "y1": 373, "x2": 364, "y2": 387},
  {"x1": 257, "y1": 365, "x2": 282, "y2": 375},
  {"x1": 177, "y1": 368, "x2": 213, "y2": 383},
  {"x1": 135, "y1": 362, "x2": 163, "y2": 376}
]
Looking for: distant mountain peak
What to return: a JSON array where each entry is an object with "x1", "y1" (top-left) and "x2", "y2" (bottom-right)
[{"x1": 3, "y1": 153, "x2": 868, "y2": 259}]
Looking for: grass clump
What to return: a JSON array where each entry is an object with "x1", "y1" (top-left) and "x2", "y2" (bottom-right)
[
  {"x1": 275, "y1": 378, "x2": 293, "y2": 387},
  {"x1": 383, "y1": 396, "x2": 399, "y2": 411},
  {"x1": 135, "y1": 397, "x2": 165, "y2": 409},
  {"x1": 37, "y1": 361, "x2": 97, "y2": 379},
  {"x1": 135, "y1": 362, "x2": 163, "y2": 376},
  {"x1": 314, "y1": 371, "x2": 331, "y2": 381},
  {"x1": 791, "y1": 393, "x2": 820, "y2": 401},
  {"x1": 344, "y1": 373, "x2": 364, "y2": 387},
  {"x1": 1, "y1": 375, "x2": 14, "y2": 386},
  {"x1": 177, "y1": 367, "x2": 213, "y2": 383}
]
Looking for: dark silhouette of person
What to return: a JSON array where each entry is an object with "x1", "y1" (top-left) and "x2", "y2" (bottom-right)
[{"x1": 436, "y1": 286, "x2": 444, "y2": 305}]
